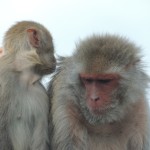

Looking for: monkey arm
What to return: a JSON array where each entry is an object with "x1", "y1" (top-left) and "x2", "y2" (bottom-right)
[{"x1": 127, "y1": 135, "x2": 150, "y2": 150}]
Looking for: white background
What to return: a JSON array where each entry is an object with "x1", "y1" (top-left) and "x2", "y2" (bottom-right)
[{"x1": 0, "y1": 0, "x2": 149, "y2": 99}]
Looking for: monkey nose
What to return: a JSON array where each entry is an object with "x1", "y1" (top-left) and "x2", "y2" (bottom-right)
[{"x1": 91, "y1": 95, "x2": 100, "y2": 101}]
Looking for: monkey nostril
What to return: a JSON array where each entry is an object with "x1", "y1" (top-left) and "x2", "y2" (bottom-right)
[
  {"x1": 91, "y1": 96, "x2": 100, "y2": 101},
  {"x1": 95, "y1": 97, "x2": 100, "y2": 101}
]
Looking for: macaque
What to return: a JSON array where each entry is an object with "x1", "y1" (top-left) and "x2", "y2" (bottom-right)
[
  {"x1": 0, "y1": 21, "x2": 56, "y2": 150},
  {"x1": 49, "y1": 34, "x2": 150, "y2": 150}
]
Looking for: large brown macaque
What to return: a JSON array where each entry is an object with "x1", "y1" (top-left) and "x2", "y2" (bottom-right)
[
  {"x1": 49, "y1": 35, "x2": 150, "y2": 150},
  {"x1": 0, "y1": 21, "x2": 56, "y2": 150}
]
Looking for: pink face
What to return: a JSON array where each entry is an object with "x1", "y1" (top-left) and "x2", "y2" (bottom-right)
[{"x1": 80, "y1": 73, "x2": 120, "y2": 114}]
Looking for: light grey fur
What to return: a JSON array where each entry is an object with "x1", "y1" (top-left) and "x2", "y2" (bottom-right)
[
  {"x1": 0, "y1": 21, "x2": 56, "y2": 150},
  {"x1": 49, "y1": 34, "x2": 150, "y2": 150}
]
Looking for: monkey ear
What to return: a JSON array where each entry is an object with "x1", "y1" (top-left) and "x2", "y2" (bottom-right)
[
  {"x1": 0, "y1": 48, "x2": 3, "y2": 53},
  {"x1": 125, "y1": 59, "x2": 140, "y2": 69},
  {"x1": 27, "y1": 29, "x2": 40, "y2": 48}
]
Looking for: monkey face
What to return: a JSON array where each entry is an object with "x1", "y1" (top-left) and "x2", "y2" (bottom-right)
[{"x1": 77, "y1": 73, "x2": 126, "y2": 125}]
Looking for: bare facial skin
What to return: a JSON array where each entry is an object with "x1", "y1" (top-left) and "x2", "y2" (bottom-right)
[
  {"x1": 80, "y1": 73, "x2": 120, "y2": 114},
  {"x1": 0, "y1": 21, "x2": 56, "y2": 150},
  {"x1": 49, "y1": 34, "x2": 150, "y2": 150}
]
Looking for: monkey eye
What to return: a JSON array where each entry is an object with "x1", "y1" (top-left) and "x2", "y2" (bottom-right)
[
  {"x1": 97, "y1": 79, "x2": 113, "y2": 84},
  {"x1": 82, "y1": 78, "x2": 94, "y2": 84}
]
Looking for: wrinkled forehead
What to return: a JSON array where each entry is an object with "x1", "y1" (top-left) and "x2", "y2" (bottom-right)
[{"x1": 80, "y1": 56, "x2": 118, "y2": 74}]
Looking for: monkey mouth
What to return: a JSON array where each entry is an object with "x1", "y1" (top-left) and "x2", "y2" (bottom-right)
[
  {"x1": 79, "y1": 96, "x2": 118, "y2": 123},
  {"x1": 85, "y1": 103, "x2": 110, "y2": 116},
  {"x1": 87, "y1": 99, "x2": 111, "y2": 115},
  {"x1": 89, "y1": 106, "x2": 110, "y2": 115},
  {"x1": 79, "y1": 99, "x2": 119, "y2": 124}
]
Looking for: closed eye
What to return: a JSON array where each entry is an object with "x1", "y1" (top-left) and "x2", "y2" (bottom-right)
[
  {"x1": 97, "y1": 79, "x2": 113, "y2": 84},
  {"x1": 82, "y1": 78, "x2": 94, "y2": 84}
]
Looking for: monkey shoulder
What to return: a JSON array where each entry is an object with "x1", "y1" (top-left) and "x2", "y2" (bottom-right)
[{"x1": 62, "y1": 99, "x2": 149, "y2": 149}]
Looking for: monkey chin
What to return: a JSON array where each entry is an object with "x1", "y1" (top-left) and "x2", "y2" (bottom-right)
[
  {"x1": 79, "y1": 100, "x2": 123, "y2": 125},
  {"x1": 81, "y1": 105, "x2": 112, "y2": 125},
  {"x1": 82, "y1": 108, "x2": 110, "y2": 125}
]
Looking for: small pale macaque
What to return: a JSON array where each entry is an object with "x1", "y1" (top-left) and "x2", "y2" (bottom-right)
[
  {"x1": 49, "y1": 34, "x2": 150, "y2": 150},
  {"x1": 0, "y1": 21, "x2": 56, "y2": 150}
]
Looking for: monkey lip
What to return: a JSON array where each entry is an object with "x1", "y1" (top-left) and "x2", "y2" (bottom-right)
[{"x1": 87, "y1": 99, "x2": 107, "y2": 114}]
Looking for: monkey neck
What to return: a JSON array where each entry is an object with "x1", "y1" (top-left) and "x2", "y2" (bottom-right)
[
  {"x1": 84, "y1": 99, "x2": 147, "y2": 135},
  {"x1": 67, "y1": 99, "x2": 147, "y2": 136},
  {"x1": 20, "y1": 69, "x2": 41, "y2": 87}
]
